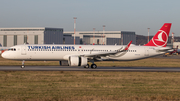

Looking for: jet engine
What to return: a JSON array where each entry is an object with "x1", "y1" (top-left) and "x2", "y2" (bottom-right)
[{"x1": 68, "y1": 56, "x2": 87, "y2": 66}]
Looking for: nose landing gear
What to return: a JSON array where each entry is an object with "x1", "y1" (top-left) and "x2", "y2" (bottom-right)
[{"x1": 21, "y1": 60, "x2": 25, "y2": 68}]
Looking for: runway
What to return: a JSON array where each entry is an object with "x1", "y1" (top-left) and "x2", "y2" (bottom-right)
[{"x1": 0, "y1": 66, "x2": 180, "y2": 72}]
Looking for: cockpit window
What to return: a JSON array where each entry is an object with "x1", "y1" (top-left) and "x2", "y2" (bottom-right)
[{"x1": 8, "y1": 48, "x2": 16, "y2": 51}]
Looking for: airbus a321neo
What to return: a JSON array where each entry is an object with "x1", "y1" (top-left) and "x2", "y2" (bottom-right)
[{"x1": 1, "y1": 23, "x2": 172, "y2": 69}]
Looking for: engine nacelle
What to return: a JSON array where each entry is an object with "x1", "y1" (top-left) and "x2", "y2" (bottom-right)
[{"x1": 68, "y1": 56, "x2": 87, "y2": 66}]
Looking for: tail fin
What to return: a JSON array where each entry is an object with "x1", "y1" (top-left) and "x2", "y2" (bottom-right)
[{"x1": 144, "y1": 23, "x2": 172, "y2": 47}]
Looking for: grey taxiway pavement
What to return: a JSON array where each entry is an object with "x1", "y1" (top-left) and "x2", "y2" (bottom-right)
[{"x1": 0, "y1": 66, "x2": 180, "y2": 72}]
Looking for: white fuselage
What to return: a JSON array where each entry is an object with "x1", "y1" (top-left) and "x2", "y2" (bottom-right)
[{"x1": 1, "y1": 44, "x2": 169, "y2": 61}]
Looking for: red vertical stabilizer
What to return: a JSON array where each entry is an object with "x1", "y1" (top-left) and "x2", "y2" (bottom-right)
[{"x1": 144, "y1": 23, "x2": 171, "y2": 47}]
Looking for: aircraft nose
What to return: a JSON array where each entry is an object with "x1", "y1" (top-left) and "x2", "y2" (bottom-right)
[{"x1": 1, "y1": 51, "x2": 8, "y2": 59}]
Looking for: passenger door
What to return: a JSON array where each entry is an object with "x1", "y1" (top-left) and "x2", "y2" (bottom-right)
[
  {"x1": 21, "y1": 45, "x2": 27, "y2": 55},
  {"x1": 144, "y1": 47, "x2": 149, "y2": 56}
]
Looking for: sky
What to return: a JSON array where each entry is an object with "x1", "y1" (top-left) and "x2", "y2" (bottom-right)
[{"x1": 0, "y1": 0, "x2": 180, "y2": 36}]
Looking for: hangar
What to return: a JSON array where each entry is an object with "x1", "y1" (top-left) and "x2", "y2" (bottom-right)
[
  {"x1": 64, "y1": 31, "x2": 136, "y2": 45},
  {"x1": 0, "y1": 27, "x2": 136, "y2": 47},
  {"x1": 0, "y1": 27, "x2": 80, "y2": 47}
]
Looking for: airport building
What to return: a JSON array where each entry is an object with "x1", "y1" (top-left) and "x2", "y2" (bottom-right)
[
  {"x1": 0, "y1": 27, "x2": 80, "y2": 47},
  {"x1": 173, "y1": 42, "x2": 180, "y2": 48},
  {"x1": 0, "y1": 27, "x2": 135, "y2": 47},
  {"x1": 64, "y1": 31, "x2": 136, "y2": 45},
  {"x1": 63, "y1": 34, "x2": 80, "y2": 44}
]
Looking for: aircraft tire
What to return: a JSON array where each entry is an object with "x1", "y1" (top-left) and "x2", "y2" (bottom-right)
[
  {"x1": 21, "y1": 65, "x2": 25, "y2": 69},
  {"x1": 91, "y1": 64, "x2": 97, "y2": 69},
  {"x1": 84, "y1": 64, "x2": 89, "y2": 68}
]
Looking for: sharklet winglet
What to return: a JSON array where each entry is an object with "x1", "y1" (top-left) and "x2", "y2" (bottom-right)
[{"x1": 124, "y1": 41, "x2": 132, "y2": 50}]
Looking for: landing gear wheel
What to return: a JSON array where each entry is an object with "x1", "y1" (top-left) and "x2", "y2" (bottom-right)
[
  {"x1": 84, "y1": 64, "x2": 89, "y2": 68},
  {"x1": 91, "y1": 64, "x2": 97, "y2": 69},
  {"x1": 21, "y1": 65, "x2": 25, "y2": 69}
]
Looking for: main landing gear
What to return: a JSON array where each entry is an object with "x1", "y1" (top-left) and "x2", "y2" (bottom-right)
[
  {"x1": 84, "y1": 64, "x2": 97, "y2": 69},
  {"x1": 84, "y1": 60, "x2": 97, "y2": 69},
  {"x1": 84, "y1": 64, "x2": 89, "y2": 68},
  {"x1": 91, "y1": 64, "x2": 97, "y2": 69},
  {"x1": 21, "y1": 60, "x2": 25, "y2": 69}
]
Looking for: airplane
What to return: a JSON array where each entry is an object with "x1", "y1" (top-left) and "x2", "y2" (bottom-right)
[{"x1": 1, "y1": 23, "x2": 172, "y2": 69}]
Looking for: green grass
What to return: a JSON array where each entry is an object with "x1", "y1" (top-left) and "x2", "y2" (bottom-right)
[{"x1": 0, "y1": 71, "x2": 180, "y2": 101}]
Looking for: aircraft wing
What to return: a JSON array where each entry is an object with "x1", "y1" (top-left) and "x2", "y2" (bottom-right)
[{"x1": 80, "y1": 41, "x2": 132, "y2": 58}]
